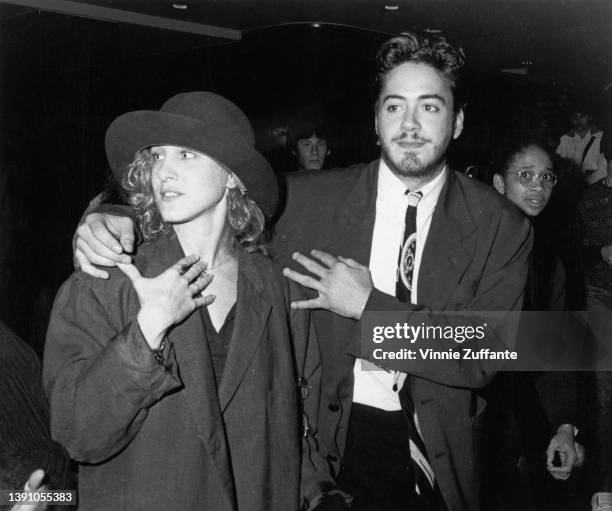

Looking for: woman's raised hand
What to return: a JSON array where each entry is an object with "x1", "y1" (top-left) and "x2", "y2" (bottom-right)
[{"x1": 118, "y1": 255, "x2": 215, "y2": 349}]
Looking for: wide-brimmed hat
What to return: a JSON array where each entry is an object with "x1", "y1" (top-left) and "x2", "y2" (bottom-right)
[{"x1": 105, "y1": 91, "x2": 278, "y2": 215}]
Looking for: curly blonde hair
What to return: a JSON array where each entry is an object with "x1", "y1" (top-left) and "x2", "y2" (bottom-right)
[{"x1": 122, "y1": 148, "x2": 268, "y2": 253}]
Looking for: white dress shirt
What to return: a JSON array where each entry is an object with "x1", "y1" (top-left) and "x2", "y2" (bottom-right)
[
  {"x1": 556, "y1": 129, "x2": 607, "y2": 184},
  {"x1": 352, "y1": 160, "x2": 446, "y2": 410}
]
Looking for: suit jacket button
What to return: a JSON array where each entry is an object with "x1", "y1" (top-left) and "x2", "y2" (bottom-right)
[{"x1": 328, "y1": 403, "x2": 340, "y2": 412}]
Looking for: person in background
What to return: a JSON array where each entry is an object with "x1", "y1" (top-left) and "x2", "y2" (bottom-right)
[
  {"x1": 0, "y1": 322, "x2": 73, "y2": 511},
  {"x1": 557, "y1": 103, "x2": 607, "y2": 185},
  {"x1": 43, "y1": 92, "x2": 324, "y2": 511},
  {"x1": 583, "y1": 133, "x2": 612, "y2": 511},
  {"x1": 592, "y1": 364, "x2": 612, "y2": 511},
  {"x1": 487, "y1": 135, "x2": 584, "y2": 511},
  {"x1": 256, "y1": 112, "x2": 292, "y2": 176},
  {"x1": 286, "y1": 116, "x2": 331, "y2": 172},
  {"x1": 578, "y1": 133, "x2": 612, "y2": 310}
]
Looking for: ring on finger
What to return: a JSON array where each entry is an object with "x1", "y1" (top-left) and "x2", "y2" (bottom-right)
[{"x1": 189, "y1": 282, "x2": 200, "y2": 294}]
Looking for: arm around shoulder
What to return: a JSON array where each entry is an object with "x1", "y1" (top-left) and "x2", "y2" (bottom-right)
[{"x1": 73, "y1": 193, "x2": 139, "y2": 278}]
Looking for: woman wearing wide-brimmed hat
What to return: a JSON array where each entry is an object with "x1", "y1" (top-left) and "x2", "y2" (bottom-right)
[{"x1": 43, "y1": 92, "x2": 328, "y2": 511}]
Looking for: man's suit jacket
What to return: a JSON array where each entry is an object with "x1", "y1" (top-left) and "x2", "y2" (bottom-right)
[
  {"x1": 44, "y1": 230, "x2": 321, "y2": 511},
  {"x1": 273, "y1": 160, "x2": 532, "y2": 511}
]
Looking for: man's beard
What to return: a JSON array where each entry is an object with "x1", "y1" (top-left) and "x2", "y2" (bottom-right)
[{"x1": 380, "y1": 139, "x2": 446, "y2": 180}]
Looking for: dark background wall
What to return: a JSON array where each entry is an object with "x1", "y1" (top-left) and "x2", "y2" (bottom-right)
[{"x1": 0, "y1": 9, "x2": 609, "y2": 352}]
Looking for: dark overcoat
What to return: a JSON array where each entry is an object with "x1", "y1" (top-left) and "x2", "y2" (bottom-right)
[{"x1": 43, "y1": 231, "x2": 322, "y2": 511}]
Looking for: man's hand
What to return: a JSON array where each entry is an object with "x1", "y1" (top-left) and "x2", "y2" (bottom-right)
[
  {"x1": 118, "y1": 255, "x2": 215, "y2": 349},
  {"x1": 10, "y1": 469, "x2": 48, "y2": 511},
  {"x1": 601, "y1": 243, "x2": 612, "y2": 266},
  {"x1": 546, "y1": 424, "x2": 584, "y2": 480},
  {"x1": 282, "y1": 250, "x2": 372, "y2": 319},
  {"x1": 74, "y1": 213, "x2": 136, "y2": 279}
]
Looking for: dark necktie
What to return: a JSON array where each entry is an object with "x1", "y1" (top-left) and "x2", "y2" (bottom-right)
[
  {"x1": 396, "y1": 191, "x2": 422, "y2": 302},
  {"x1": 395, "y1": 190, "x2": 445, "y2": 507}
]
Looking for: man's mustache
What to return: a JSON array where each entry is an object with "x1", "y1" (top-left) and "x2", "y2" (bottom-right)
[{"x1": 392, "y1": 132, "x2": 430, "y2": 144}]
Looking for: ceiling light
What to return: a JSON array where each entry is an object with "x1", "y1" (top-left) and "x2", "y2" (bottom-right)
[
  {"x1": 501, "y1": 68, "x2": 528, "y2": 76},
  {"x1": 384, "y1": 4, "x2": 400, "y2": 10},
  {"x1": 172, "y1": 3, "x2": 188, "y2": 9},
  {"x1": 311, "y1": 22, "x2": 321, "y2": 28}
]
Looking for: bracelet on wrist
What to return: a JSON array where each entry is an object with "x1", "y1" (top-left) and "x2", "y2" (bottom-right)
[{"x1": 152, "y1": 339, "x2": 165, "y2": 364}]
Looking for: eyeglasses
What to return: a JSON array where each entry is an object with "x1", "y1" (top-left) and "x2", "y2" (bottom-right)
[{"x1": 505, "y1": 170, "x2": 558, "y2": 188}]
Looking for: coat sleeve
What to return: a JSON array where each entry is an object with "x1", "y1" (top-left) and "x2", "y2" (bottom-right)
[
  {"x1": 73, "y1": 194, "x2": 140, "y2": 255},
  {"x1": 535, "y1": 371, "x2": 577, "y2": 430},
  {"x1": 42, "y1": 274, "x2": 182, "y2": 463},
  {"x1": 288, "y1": 282, "x2": 347, "y2": 510},
  {"x1": 363, "y1": 208, "x2": 533, "y2": 389},
  {"x1": 532, "y1": 261, "x2": 577, "y2": 430}
]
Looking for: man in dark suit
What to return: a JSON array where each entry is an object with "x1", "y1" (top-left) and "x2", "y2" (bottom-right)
[
  {"x1": 276, "y1": 33, "x2": 532, "y2": 510},
  {"x1": 73, "y1": 32, "x2": 531, "y2": 511}
]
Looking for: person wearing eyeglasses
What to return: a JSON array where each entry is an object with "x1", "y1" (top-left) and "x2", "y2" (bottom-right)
[
  {"x1": 482, "y1": 135, "x2": 584, "y2": 511},
  {"x1": 492, "y1": 141, "x2": 558, "y2": 218}
]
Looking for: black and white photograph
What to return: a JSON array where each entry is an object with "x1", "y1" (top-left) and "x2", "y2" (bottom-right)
[{"x1": 1, "y1": 1, "x2": 612, "y2": 510}]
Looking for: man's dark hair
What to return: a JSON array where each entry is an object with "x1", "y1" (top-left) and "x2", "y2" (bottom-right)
[
  {"x1": 374, "y1": 31, "x2": 467, "y2": 112},
  {"x1": 286, "y1": 118, "x2": 329, "y2": 151}
]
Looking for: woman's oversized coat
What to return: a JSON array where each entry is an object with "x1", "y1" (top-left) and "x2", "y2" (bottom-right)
[{"x1": 43, "y1": 231, "x2": 323, "y2": 510}]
